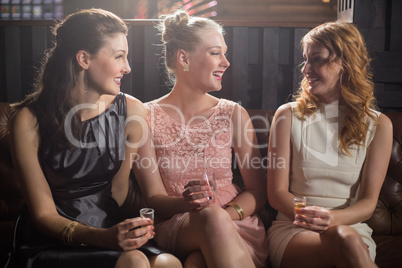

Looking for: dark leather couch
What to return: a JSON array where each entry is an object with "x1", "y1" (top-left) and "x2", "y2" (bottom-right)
[{"x1": 0, "y1": 103, "x2": 401, "y2": 267}]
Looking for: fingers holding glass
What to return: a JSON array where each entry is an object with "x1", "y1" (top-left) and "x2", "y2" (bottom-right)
[
  {"x1": 182, "y1": 180, "x2": 214, "y2": 210},
  {"x1": 294, "y1": 196, "x2": 306, "y2": 221}
]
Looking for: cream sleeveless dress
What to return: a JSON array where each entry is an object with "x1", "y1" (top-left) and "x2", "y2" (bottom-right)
[{"x1": 267, "y1": 101, "x2": 379, "y2": 268}]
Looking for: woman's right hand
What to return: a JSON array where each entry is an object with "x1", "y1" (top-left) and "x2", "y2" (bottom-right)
[
  {"x1": 105, "y1": 217, "x2": 155, "y2": 251},
  {"x1": 293, "y1": 206, "x2": 333, "y2": 233},
  {"x1": 182, "y1": 180, "x2": 214, "y2": 211}
]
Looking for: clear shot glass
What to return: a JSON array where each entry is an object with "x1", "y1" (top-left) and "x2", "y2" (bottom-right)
[
  {"x1": 140, "y1": 208, "x2": 154, "y2": 222},
  {"x1": 293, "y1": 196, "x2": 306, "y2": 220},
  {"x1": 202, "y1": 172, "x2": 216, "y2": 200}
]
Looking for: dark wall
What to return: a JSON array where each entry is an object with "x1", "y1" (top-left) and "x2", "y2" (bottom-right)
[
  {"x1": 354, "y1": 0, "x2": 402, "y2": 111},
  {"x1": 0, "y1": 20, "x2": 312, "y2": 110},
  {"x1": 0, "y1": 0, "x2": 401, "y2": 111}
]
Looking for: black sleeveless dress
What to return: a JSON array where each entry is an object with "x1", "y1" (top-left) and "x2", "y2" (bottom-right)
[{"x1": 9, "y1": 93, "x2": 161, "y2": 268}]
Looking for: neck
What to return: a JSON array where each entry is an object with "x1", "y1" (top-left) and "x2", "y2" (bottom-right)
[
  {"x1": 157, "y1": 86, "x2": 218, "y2": 124},
  {"x1": 318, "y1": 86, "x2": 341, "y2": 104},
  {"x1": 168, "y1": 87, "x2": 210, "y2": 113}
]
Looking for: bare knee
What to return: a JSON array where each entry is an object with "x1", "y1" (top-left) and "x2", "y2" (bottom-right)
[
  {"x1": 330, "y1": 225, "x2": 365, "y2": 250},
  {"x1": 149, "y1": 253, "x2": 182, "y2": 268},
  {"x1": 326, "y1": 225, "x2": 373, "y2": 267},
  {"x1": 195, "y1": 206, "x2": 233, "y2": 234},
  {"x1": 115, "y1": 250, "x2": 150, "y2": 268},
  {"x1": 183, "y1": 250, "x2": 207, "y2": 268}
]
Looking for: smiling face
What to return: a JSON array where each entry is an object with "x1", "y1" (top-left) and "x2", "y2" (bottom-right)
[
  {"x1": 186, "y1": 28, "x2": 230, "y2": 93},
  {"x1": 86, "y1": 33, "x2": 131, "y2": 95},
  {"x1": 302, "y1": 42, "x2": 342, "y2": 104}
]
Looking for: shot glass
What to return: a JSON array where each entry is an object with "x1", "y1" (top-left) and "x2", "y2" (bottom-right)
[
  {"x1": 202, "y1": 172, "x2": 216, "y2": 200},
  {"x1": 140, "y1": 208, "x2": 154, "y2": 223},
  {"x1": 293, "y1": 196, "x2": 306, "y2": 219}
]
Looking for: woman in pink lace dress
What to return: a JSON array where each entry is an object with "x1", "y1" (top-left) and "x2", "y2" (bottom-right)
[{"x1": 133, "y1": 9, "x2": 268, "y2": 268}]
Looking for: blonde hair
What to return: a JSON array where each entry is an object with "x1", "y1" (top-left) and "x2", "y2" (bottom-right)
[
  {"x1": 156, "y1": 9, "x2": 224, "y2": 84},
  {"x1": 293, "y1": 20, "x2": 377, "y2": 155}
]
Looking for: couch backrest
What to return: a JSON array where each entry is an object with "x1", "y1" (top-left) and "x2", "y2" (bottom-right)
[{"x1": 366, "y1": 112, "x2": 402, "y2": 235}]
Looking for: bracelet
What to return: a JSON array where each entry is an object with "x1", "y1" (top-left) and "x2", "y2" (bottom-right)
[
  {"x1": 62, "y1": 221, "x2": 79, "y2": 245},
  {"x1": 227, "y1": 202, "x2": 244, "y2": 220}
]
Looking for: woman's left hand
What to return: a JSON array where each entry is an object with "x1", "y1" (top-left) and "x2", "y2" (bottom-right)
[{"x1": 293, "y1": 206, "x2": 333, "y2": 233}]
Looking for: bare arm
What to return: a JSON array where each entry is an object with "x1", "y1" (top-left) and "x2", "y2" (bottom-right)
[
  {"x1": 266, "y1": 104, "x2": 295, "y2": 220},
  {"x1": 227, "y1": 104, "x2": 268, "y2": 220},
  {"x1": 111, "y1": 95, "x2": 148, "y2": 206},
  {"x1": 132, "y1": 123, "x2": 204, "y2": 220}
]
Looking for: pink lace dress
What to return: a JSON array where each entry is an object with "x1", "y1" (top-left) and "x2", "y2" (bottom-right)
[{"x1": 145, "y1": 99, "x2": 268, "y2": 267}]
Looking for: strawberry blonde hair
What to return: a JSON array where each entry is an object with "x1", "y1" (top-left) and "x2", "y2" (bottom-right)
[{"x1": 293, "y1": 20, "x2": 378, "y2": 155}]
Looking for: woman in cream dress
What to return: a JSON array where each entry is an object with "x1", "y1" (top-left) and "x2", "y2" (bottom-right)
[{"x1": 266, "y1": 21, "x2": 393, "y2": 268}]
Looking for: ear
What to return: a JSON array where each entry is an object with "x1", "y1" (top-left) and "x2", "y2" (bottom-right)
[
  {"x1": 76, "y1": 50, "x2": 90, "y2": 70},
  {"x1": 177, "y1": 49, "x2": 189, "y2": 69}
]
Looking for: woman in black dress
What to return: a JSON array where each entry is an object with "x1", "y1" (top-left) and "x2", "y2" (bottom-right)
[{"x1": 9, "y1": 8, "x2": 181, "y2": 268}]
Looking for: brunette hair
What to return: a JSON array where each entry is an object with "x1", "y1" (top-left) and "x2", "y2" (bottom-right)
[
  {"x1": 15, "y1": 8, "x2": 128, "y2": 148},
  {"x1": 293, "y1": 20, "x2": 377, "y2": 155},
  {"x1": 156, "y1": 9, "x2": 224, "y2": 84}
]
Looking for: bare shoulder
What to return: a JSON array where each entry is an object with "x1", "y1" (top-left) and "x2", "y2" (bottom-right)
[
  {"x1": 125, "y1": 94, "x2": 146, "y2": 119},
  {"x1": 274, "y1": 103, "x2": 292, "y2": 118},
  {"x1": 12, "y1": 106, "x2": 37, "y2": 131},
  {"x1": 376, "y1": 113, "x2": 393, "y2": 136},
  {"x1": 232, "y1": 102, "x2": 249, "y2": 119}
]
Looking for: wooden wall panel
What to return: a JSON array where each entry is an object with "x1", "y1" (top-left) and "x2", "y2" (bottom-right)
[
  {"x1": 352, "y1": 0, "x2": 402, "y2": 110},
  {"x1": 0, "y1": 26, "x2": 5, "y2": 102},
  {"x1": 143, "y1": 25, "x2": 162, "y2": 102},
  {"x1": 230, "y1": 27, "x2": 249, "y2": 107},
  {"x1": 390, "y1": 0, "x2": 402, "y2": 52},
  {"x1": 0, "y1": 2, "x2": 401, "y2": 111},
  {"x1": 4, "y1": 26, "x2": 22, "y2": 102},
  {"x1": 262, "y1": 27, "x2": 279, "y2": 110},
  {"x1": 292, "y1": 28, "x2": 310, "y2": 97}
]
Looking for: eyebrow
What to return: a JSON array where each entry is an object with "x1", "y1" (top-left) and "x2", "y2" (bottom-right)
[
  {"x1": 110, "y1": 49, "x2": 127, "y2": 55},
  {"x1": 208, "y1": 45, "x2": 224, "y2": 49}
]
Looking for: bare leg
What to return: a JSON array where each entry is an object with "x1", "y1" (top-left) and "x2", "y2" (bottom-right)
[
  {"x1": 149, "y1": 253, "x2": 183, "y2": 268},
  {"x1": 280, "y1": 225, "x2": 377, "y2": 268},
  {"x1": 184, "y1": 250, "x2": 207, "y2": 268},
  {"x1": 115, "y1": 250, "x2": 150, "y2": 268},
  {"x1": 175, "y1": 206, "x2": 255, "y2": 268}
]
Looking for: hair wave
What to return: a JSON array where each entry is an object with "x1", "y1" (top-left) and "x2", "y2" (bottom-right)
[{"x1": 293, "y1": 21, "x2": 377, "y2": 155}]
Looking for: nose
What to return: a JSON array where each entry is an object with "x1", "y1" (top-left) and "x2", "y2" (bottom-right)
[
  {"x1": 221, "y1": 55, "x2": 230, "y2": 68},
  {"x1": 302, "y1": 60, "x2": 310, "y2": 75},
  {"x1": 123, "y1": 59, "x2": 131, "y2": 74}
]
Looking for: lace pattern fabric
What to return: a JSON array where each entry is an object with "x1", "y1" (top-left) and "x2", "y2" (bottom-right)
[{"x1": 146, "y1": 99, "x2": 235, "y2": 197}]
